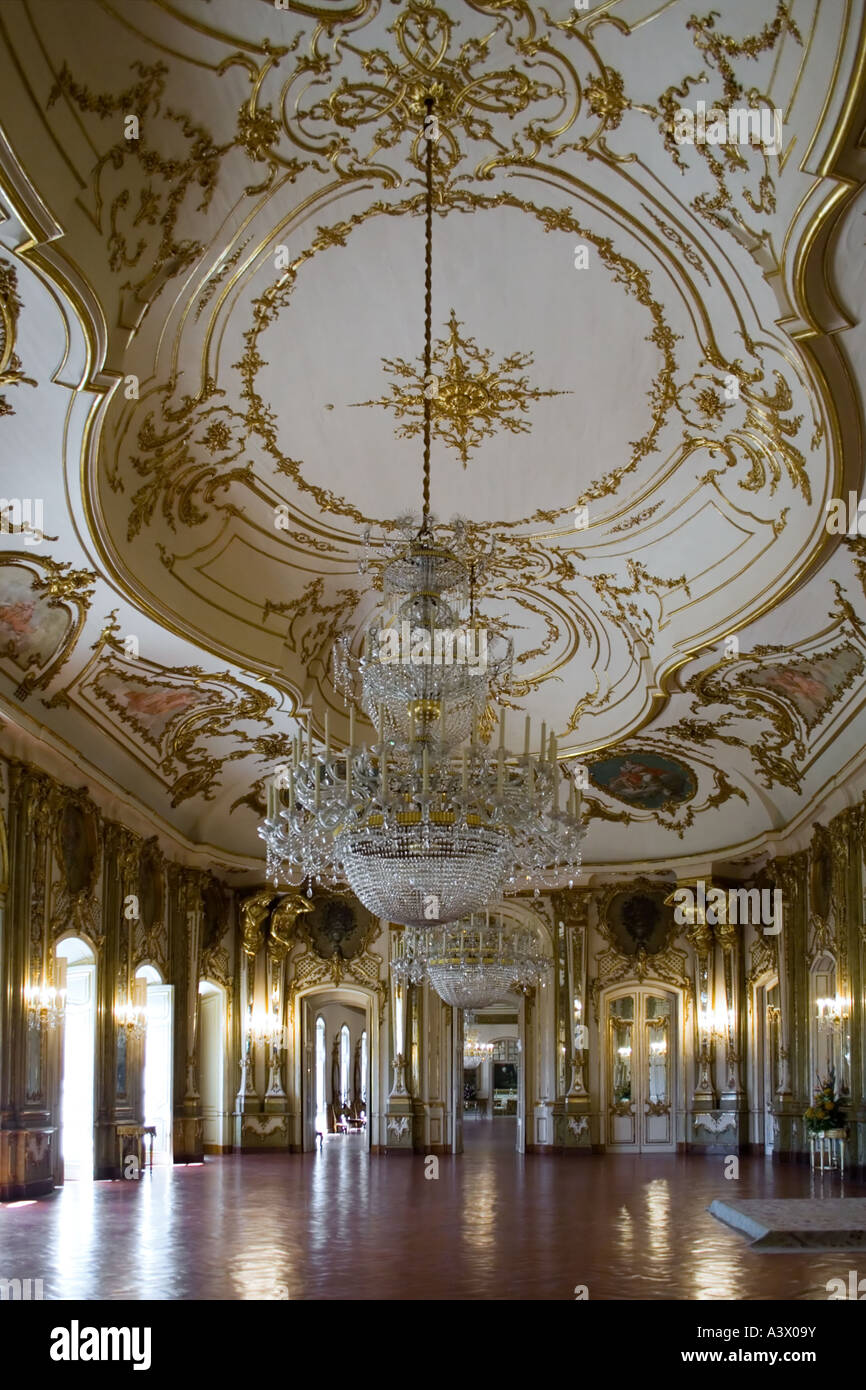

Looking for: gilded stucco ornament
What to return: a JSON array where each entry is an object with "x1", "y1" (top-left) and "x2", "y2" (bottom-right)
[
  {"x1": 351, "y1": 309, "x2": 572, "y2": 468},
  {"x1": 0, "y1": 0, "x2": 855, "y2": 871},
  {"x1": 590, "y1": 880, "x2": 693, "y2": 1018},
  {"x1": 0, "y1": 555, "x2": 97, "y2": 700},
  {"x1": 656, "y1": 591, "x2": 866, "y2": 795},
  {"x1": 653, "y1": 3, "x2": 802, "y2": 252},
  {"x1": 0, "y1": 257, "x2": 35, "y2": 415},
  {"x1": 240, "y1": 889, "x2": 275, "y2": 958},
  {"x1": 45, "y1": 612, "x2": 277, "y2": 807}
]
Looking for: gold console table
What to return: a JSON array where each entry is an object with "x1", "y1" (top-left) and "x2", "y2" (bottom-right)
[{"x1": 116, "y1": 1124, "x2": 157, "y2": 1176}]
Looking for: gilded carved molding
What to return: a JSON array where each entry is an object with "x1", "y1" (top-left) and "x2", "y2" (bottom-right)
[
  {"x1": 240, "y1": 889, "x2": 274, "y2": 959},
  {"x1": 0, "y1": 554, "x2": 97, "y2": 700},
  {"x1": 0, "y1": 257, "x2": 35, "y2": 416},
  {"x1": 45, "y1": 611, "x2": 276, "y2": 807}
]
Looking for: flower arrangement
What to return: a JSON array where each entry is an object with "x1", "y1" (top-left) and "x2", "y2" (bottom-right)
[{"x1": 804, "y1": 1069, "x2": 846, "y2": 1135}]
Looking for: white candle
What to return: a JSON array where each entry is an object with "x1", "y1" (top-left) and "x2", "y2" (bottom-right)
[
  {"x1": 540, "y1": 722, "x2": 546, "y2": 761},
  {"x1": 439, "y1": 700, "x2": 446, "y2": 744},
  {"x1": 422, "y1": 745, "x2": 429, "y2": 794},
  {"x1": 378, "y1": 701, "x2": 385, "y2": 751},
  {"x1": 314, "y1": 760, "x2": 320, "y2": 810},
  {"x1": 498, "y1": 708, "x2": 505, "y2": 749},
  {"x1": 267, "y1": 779, "x2": 276, "y2": 820},
  {"x1": 462, "y1": 749, "x2": 468, "y2": 792},
  {"x1": 288, "y1": 769, "x2": 295, "y2": 813},
  {"x1": 497, "y1": 747, "x2": 504, "y2": 795},
  {"x1": 324, "y1": 711, "x2": 329, "y2": 756},
  {"x1": 524, "y1": 715, "x2": 530, "y2": 758},
  {"x1": 348, "y1": 704, "x2": 355, "y2": 750}
]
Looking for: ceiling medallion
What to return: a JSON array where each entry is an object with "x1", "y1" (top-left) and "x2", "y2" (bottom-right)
[
  {"x1": 351, "y1": 309, "x2": 571, "y2": 468},
  {"x1": 259, "y1": 95, "x2": 584, "y2": 927}
]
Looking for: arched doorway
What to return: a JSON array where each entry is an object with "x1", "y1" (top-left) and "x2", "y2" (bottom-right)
[
  {"x1": 298, "y1": 987, "x2": 373, "y2": 1151},
  {"x1": 136, "y1": 964, "x2": 173, "y2": 1163},
  {"x1": 602, "y1": 985, "x2": 680, "y2": 1152},
  {"x1": 56, "y1": 936, "x2": 96, "y2": 1180},
  {"x1": 198, "y1": 980, "x2": 228, "y2": 1154}
]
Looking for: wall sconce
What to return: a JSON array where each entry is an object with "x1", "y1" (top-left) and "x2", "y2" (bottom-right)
[
  {"x1": 250, "y1": 1008, "x2": 283, "y2": 1048},
  {"x1": 117, "y1": 979, "x2": 148, "y2": 1040},
  {"x1": 816, "y1": 995, "x2": 850, "y2": 1033},
  {"x1": 25, "y1": 958, "x2": 67, "y2": 1033},
  {"x1": 698, "y1": 1005, "x2": 733, "y2": 1043}
]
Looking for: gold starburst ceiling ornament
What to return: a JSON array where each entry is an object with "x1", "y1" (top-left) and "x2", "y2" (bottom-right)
[
  {"x1": 352, "y1": 309, "x2": 571, "y2": 467},
  {"x1": 260, "y1": 92, "x2": 584, "y2": 957}
]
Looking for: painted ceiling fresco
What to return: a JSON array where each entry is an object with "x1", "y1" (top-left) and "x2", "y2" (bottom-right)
[{"x1": 1, "y1": 0, "x2": 865, "y2": 876}]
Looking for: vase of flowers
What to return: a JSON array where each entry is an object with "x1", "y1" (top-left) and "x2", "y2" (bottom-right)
[{"x1": 804, "y1": 1069, "x2": 846, "y2": 1137}]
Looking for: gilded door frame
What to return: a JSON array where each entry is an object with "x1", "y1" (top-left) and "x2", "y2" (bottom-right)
[{"x1": 600, "y1": 983, "x2": 683, "y2": 1153}]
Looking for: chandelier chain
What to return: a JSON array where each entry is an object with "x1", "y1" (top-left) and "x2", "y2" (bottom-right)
[{"x1": 422, "y1": 95, "x2": 434, "y2": 528}]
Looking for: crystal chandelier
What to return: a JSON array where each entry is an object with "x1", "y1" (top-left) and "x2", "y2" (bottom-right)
[
  {"x1": 392, "y1": 911, "x2": 549, "y2": 1009},
  {"x1": 463, "y1": 1014, "x2": 495, "y2": 1065},
  {"x1": 258, "y1": 95, "x2": 584, "y2": 924}
]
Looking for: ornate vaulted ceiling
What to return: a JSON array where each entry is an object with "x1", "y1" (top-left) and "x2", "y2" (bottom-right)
[{"x1": 1, "y1": 0, "x2": 865, "y2": 878}]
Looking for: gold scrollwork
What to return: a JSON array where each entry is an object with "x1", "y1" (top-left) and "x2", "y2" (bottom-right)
[
  {"x1": 350, "y1": 309, "x2": 571, "y2": 468},
  {"x1": 0, "y1": 257, "x2": 36, "y2": 414},
  {"x1": 46, "y1": 611, "x2": 277, "y2": 807},
  {"x1": 0, "y1": 554, "x2": 97, "y2": 700}
]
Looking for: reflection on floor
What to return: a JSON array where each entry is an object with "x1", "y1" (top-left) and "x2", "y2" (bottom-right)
[{"x1": 1, "y1": 1125, "x2": 862, "y2": 1300}]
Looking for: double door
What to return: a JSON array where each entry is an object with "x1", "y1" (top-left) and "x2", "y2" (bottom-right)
[{"x1": 606, "y1": 988, "x2": 676, "y2": 1151}]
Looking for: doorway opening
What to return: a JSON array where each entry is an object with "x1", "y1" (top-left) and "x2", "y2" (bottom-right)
[
  {"x1": 604, "y1": 986, "x2": 679, "y2": 1152},
  {"x1": 301, "y1": 989, "x2": 371, "y2": 1150},
  {"x1": 57, "y1": 936, "x2": 96, "y2": 1180},
  {"x1": 136, "y1": 965, "x2": 173, "y2": 1163},
  {"x1": 198, "y1": 980, "x2": 227, "y2": 1154},
  {"x1": 462, "y1": 1001, "x2": 522, "y2": 1151}
]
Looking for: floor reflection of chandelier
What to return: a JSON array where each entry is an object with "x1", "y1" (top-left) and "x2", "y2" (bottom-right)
[
  {"x1": 258, "y1": 94, "x2": 584, "y2": 925},
  {"x1": 392, "y1": 913, "x2": 549, "y2": 1009}
]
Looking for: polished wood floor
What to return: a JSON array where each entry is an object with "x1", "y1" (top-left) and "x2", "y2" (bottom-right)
[{"x1": 1, "y1": 1119, "x2": 861, "y2": 1300}]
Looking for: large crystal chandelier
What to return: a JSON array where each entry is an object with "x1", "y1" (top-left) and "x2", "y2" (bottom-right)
[
  {"x1": 258, "y1": 96, "x2": 584, "y2": 925},
  {"x1": 392, "y1": 912, "x2": 549, "y2": 1009}
]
